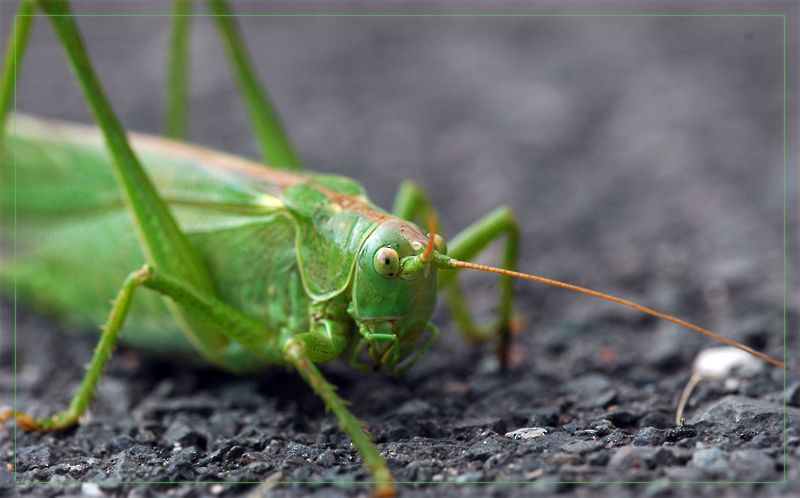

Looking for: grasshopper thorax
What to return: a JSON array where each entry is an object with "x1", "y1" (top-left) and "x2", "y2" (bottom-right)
[{"x1": 349, "y1": 220, "x2": 440, "y2": 373}]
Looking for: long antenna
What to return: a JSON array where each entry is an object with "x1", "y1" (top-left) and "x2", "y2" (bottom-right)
[{"x1": 447, "y1": 259, "x2": 785, "y2": 369}]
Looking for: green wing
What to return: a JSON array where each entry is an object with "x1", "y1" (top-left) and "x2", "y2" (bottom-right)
[
  {"x1": 1, "y1": 115, "x2": 296, "y2": 358},
  {"x1": 283, "y1": 178, "x2": 382, "y2": 302}
]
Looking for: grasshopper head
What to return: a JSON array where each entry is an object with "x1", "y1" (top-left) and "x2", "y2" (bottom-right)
[{"x1": 349, "y1": 220, "x2": 445, "y2": 374}]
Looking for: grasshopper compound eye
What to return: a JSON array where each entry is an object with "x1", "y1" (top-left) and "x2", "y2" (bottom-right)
[
  {"x1": 433, "y1": 234, "x2": 447, "y2": 255},
  {"x1": 374, "y1": 247, "x2": 400, "y2": 278}
]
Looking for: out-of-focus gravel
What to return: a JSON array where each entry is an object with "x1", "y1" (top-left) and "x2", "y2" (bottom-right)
[{"x1": 1, "y1": 1, "x2": 798, "y2": 497}]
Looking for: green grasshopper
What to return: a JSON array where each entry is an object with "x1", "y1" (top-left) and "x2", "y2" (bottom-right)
[{"x1": 0, "y1": 1, "x2": 786, "y2": 496}]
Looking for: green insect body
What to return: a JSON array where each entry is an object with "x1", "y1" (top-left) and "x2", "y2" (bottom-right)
[
  {"x1": 3, "y1": 115, "x2": 438, "y2": 374},
  {"x1": 1, "y1": 2, "x2": 784, "y2": 496}
]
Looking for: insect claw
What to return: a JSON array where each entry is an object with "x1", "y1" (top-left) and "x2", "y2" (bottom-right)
[
  {"x1": 134, "y1": 264, "x2": 151, "y2": 282},
  {"x1": 373, "y1": 485, "x2": 397, "y2": 498},
  {"x1": 17, "y1": 413, "x2": 42, "y2": 432},
  {"x1": 0, "y1": 410, "x2": 42, "y2": 432}
]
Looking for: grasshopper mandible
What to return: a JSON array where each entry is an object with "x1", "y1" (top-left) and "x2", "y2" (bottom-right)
[{"x1": 0, "y1": 1, "x2": 785, "y2": 496}]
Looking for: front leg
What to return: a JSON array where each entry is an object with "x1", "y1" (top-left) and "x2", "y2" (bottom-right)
[
  {"x1": 290, "y1": 299, "x2": 351, "y2": 362},
  {"x1": 279, "y1": 301, "x2": 394, "y2": 494},
  {"x1": 283, "y1": 337, "x2": 395, "y2": 497}
]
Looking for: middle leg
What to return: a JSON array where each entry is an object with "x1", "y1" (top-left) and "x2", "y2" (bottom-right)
[{"x1": 391, "y1": 181, "x2": 521, "y2": 367}]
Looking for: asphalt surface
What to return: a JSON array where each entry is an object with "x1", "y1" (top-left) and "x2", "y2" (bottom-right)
[{"x1": 1, "y1": 1, "x2": 798, "y2": 497}]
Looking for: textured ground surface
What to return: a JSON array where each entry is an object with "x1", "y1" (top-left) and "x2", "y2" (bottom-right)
[{"x1": 1, "y1": 1, "x2": 799, "y2": 497}]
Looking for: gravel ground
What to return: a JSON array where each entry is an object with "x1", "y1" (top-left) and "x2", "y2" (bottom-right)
[{"x1": 1, "y1": 1, "x2": 799, "y2": 497}]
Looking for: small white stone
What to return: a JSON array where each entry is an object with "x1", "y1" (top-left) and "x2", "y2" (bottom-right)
[
  {"x1": 693, "y1": 346, "x2": 763, "y2": 379},
  {"x1": 724, "y1": 378, "x2": 741, "y2": 390},
  {"x1": 505, "y1": 427, "x2": 547, "y2": 440},
  {"x1": 210, "y1": 484, "x2": 225, "y2": 495},
  {"x1": 81, "y1": 483, "x2": 104, "y2": 497}
]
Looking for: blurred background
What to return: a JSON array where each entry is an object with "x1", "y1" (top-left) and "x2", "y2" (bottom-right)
[{"x1": 0, "y1": 0, "x2": 797, "y2": 494}]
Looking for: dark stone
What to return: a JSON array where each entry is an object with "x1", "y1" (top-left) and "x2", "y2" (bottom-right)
[
  {"x1": 566, "y1": 374, "x2": 618, "y2": 409},
  {"x1": 163, "y1": 419, "x2": 208, "y2": 450},
  {"x1": 108, "y1": 435, "x2": 136, "y2": 454},
  {"x1": 522, "y1": 432, "x2": 573, "y2": 453},
  {"x1": 639, "y1": 412, "x2": 673, "y2": 429},
  {"x1": 206, "y1": 440, "x2": 235, "y2": 463},
  {"x1": 289, "y1": 465, "x2": 312, "y2": 481},
  {"x1": 127, "y1": 484, "x2": 152, "y2": 498},
  {"x1": 593, "y1": 423, "x2": 611, "y2": 438},
  {"x1": 134, "y1": 424, "x2": 161, "y2": 445},
  {"x1": 644, "y1": 480, "x2": 675, "y2": 497},
  {"x1": 665, "y1": 425, "x2": 697, "y2": 442},
  {"x1": 454, "y1": 471, "x2": 484, "y2": 483},
  {"x1": 583, "y1": 389, "x2": 618, "y2": 409},
  {"x1": 786, "y1": 382, "x2": 800, "y2": 408},
  {"x1": 469, "y1": 375, "x2": 506, "y2": 397},
  {"x1": 17, "y1": 445, "x2": 53, "y2": 470},
  {"x1": 644, "y1": 327, "x2": 697, "y2": 370},
  {"x1": 467, "y1": 436, "x2": 505, "y2": 461},
  {"x1": 748, "y1": 431, "x2": 781, "y2": 448},
  {"x1": 729, "y1": 449, "x2": 776, "y2": 481},
  {"x1": 395, "y1": 399, "x2": 433, "y2": 417},
  {"x1": 599, "y1": 410, "x2": 639, "y2": 428},
  {"x1": 0, "y1": 467, "x2": 13, "y2": 490},
  {"x1": 527, "y1": 406, "x2": 560, "y2": 427},
  {"x1": 315, "y1": 451, "x2": 335, "y2": 467},
  {"x1": 692, "y1": 396, "x2": 800, "y2": 434},
  {"x1": 691, "y1": 448, "x2": 728, "y2": 478},
  {"x1": 166, "y1": 447, "x2": 199, "y2": 480},
  {"x1": 224, "y1": 445, "x2": 245, "y2": 461},
  {"x1": 229, "y1": 461, "x2": 274, "y2": 481},
  {"x1": 208, "y1": 412, "x2": 239, "y2": 439},
  {"x1": 562, "y1": 440, "x2": 603, "y2": 455},
  {"x1": 385, "y1": 425, "x2": 410, "y2": 442},
  {"x1": 609, "y1": 447, "x2": 675, "y2": 477},
  {"x1": 109, "y1": 453, "x2": 138, "y2": 482},
  {"x1": 587, "y1": 450, "x2": 610, "y2": 466},
  {"x1": 633, "y1": 427, "x2": 665, "y2": 446},
  {"x1": 287, "y1": 442, "x2": 319, "y2": 460},
  {"x1": 561, "y1": 422, "x2": 579, "y2": 434},
  {"x1": 453, "y1": 417, "x2": 505, "y2": 432}
]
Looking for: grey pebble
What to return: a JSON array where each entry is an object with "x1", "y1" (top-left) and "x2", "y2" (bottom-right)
[
  {"x1": 610, "y1": 447, "x2": 675, "y2": 478},
  {"x1": 633, "y1": 426, "x2": 666, "y2": 446},
  {"x1": 729, "y1": 449, "x2": 776, "y2": 481},
  {"x1": 562, "y1": 440, "x2": 604, "y2": 455},
  {"x1": 108, "y1": 434, "x2": 136, "y2": 453},
  {"x1": 166, "y1": 447, "x2": 199, "y2": 480},
  {"x1": 315, "y1": 451, "x2": 336, "y2": 467},
  {"x1": 0, "y1": 467, "x2": 13, "y2": 490},
  {"x1": 598, "y1": 410, "x2": 639, "y2": 428},
  {"x1": 665, "y1": 425, "x2": 697, "y2": 442},
  {"x1": 692, "y1": 396, "x2": 800, "y2": 434},
  {"x1": 396, "y1": 399, "x2": 433, "y2": 417},
  {"x1": 691, "y1": 448, "x2": 728, "y2": 478},
  {"x1": 785, "y1": 382, "x2": 800, "y2": 408},
  {"x1": 16, "y1": 445, "x2": 53, "y2": 470},
  {"x1": 467, "y1": 436, "x2": 505, "y2": 461},
  {"x1": 163, "y1": 419, "x2": 208, "y2": 450},
  {"x1": 454, "y1": 470, "x2": 484, "y2": 483},
  {"x1": 527, "y1": 406, "x2": 560, "y2": 427},
  {"x1": 385, "y1": 425, "x2": 410, "y2": 442}
]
